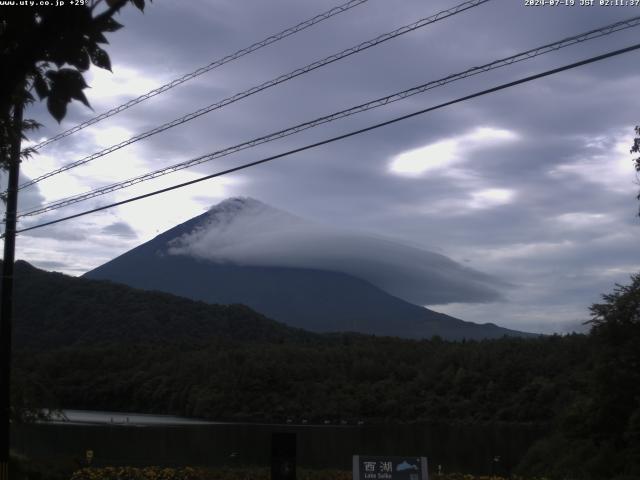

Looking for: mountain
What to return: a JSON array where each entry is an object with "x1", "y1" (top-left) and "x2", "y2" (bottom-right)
[
  {"x1": 85, "y1": 197, "x2": 532, "y2": 340},
  {"x1": 8, "y1": 260, "x2": 315, "y2": 350}
]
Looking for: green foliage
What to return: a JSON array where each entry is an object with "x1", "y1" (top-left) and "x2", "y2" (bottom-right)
[
  {"x1": 68, "y1": 467, "x2": 547, "y2": 480},
  {"x1": 6, "y1": 260, "x2": 312, "y2": 422},
  {"x1": 589, "y1": 274, "x2": 640, "y2": 330},
  {"x1": 9, "y1": 369, "x2": 57, "y2": 424},
  {"x1": 0, "y1": 110, "x2": 41, "y2": 188},
  {"x1": 0, "y1": 0, "x2": 151, "y2": 167},
  {"x1": 632, "y1": 125, "x2": 640, "y2": 215},
  {"x1": 11, "y1": 262, "x2": 640, "y2": 477},
  {"x1": 9, "y1": 260, "x2": 315, "y2": 350},
  {"x1": 520, "y1": 275, "x2": 640, "y2": 479},
  {"x1": 14, "y1": 333, "x2": 592, "y2": 425},
  {"x1": 9, "y1": 264, "x2": 594, "y2": 427},
  {"x1": 632, "y1": 125, "x2": 640, "y2": 172},
  {"x1": 583, "y1": 275, "x2": 640, "y2": 455},
  {"x1": 71, "y1": 467, "x2": 207, "y2": 480},
  {"x1": 516, "y1": 433, "x2": 600, "y2": 480}
]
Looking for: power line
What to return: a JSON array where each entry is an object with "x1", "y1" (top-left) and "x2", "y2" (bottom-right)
[
  {"x1": 12, "y1": 42, "x2": 640, "y2": 237},
  {"x1": 28, "y1": 0, "x2": 370, "y2": 152},
  {"x1": 18, "y1": 0, "x2": 491, "y2": 190},
  {"x1": 18, "y1": 15, "x2": 640, "y2": 219}
]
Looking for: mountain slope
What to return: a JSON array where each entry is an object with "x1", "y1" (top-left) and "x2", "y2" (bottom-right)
[
  {"x1": 7, "y1": 260, "x2": 315, "y2": 350},
  {"x1": 85, "y1": 198, "x2": 531, "y2": 340}
]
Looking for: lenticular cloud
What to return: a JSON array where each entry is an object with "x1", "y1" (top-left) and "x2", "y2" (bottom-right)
[{"x1": 167, "y1": 197, "x2": 505, "y2": 305}]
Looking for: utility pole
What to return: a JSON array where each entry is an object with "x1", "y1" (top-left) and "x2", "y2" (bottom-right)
[{"x1": 0, "y1": 100, "x2": 23, "y2": 480}]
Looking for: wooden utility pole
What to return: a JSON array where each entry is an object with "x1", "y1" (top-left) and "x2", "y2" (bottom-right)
[{"x1": 0, "y1": 100, "x2": 23, "y2": 480}]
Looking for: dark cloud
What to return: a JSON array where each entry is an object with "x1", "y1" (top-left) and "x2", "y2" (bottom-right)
[
  {"x1": 102, "y1": 221, "x2": 138, "y2": 238},
  {"x1": 21, "y1": 225, "x2": 87, "y2": 242}
]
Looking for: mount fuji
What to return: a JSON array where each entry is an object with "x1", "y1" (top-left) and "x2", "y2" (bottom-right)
[{"x1": 85, "y1": 197, "x2": 530, "y2": 340}]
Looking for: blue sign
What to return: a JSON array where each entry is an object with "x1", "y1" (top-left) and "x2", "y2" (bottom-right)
[{"x1": 353, "y1": 456, "x2": 428, "y2": 480}]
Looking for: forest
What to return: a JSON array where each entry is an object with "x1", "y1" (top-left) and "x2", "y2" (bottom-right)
[{"x1": 7, "y1": 261, "x2": 640, "y2": 478}]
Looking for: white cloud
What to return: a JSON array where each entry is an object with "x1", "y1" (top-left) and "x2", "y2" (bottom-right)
[
  {"x1": 91, "y1": 126, "x2": 134, "y2": 149},
  {"x1": 549, "y1": 130, "x2": 637, "y2": 195},
  {"x1": 469, "y1": 188, "x2": 515, "y2": 209},
  {"x1": 407, "y1": 187, "x2": 517, "y2": 216},
  {"x1": 84, "y1": 65, "x2": 165, "y2": 109},
  {"x1": 18, "y1": 129, "x2": 150, "y2": 211},
  {"x1": 389, "y1": 139, "x2": 458, "y2": 175},
  {"x1": 555, "y1": 212, "x2": 609, "y2": 226},
  {"x1": 471, "y1": 240, "x2": 576, "y2": 262},
  {"x1": 389, "y1": 126, "x2": 518, "y2": 176}
]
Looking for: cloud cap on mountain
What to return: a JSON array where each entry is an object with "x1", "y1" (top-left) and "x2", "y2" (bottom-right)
[{"x1": 166, "y1": 197, "x2": 505, "y2": 305}]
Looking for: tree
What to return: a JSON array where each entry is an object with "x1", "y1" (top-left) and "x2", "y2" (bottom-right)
[
  {"x1": 587, "y1": 275, "x2": 640, "y2": 445},
  {"x1": 632, "y1": 125, "x2": 640, "y2": 216},
  {"x1": 1, "y1": 0, "x2": 152, "y2": 166},
  {"x1": 577, "y1": 275, "x2": 640, "y2": 477},
  {"x1": 0, "y1": 1, "x2": 151, "y2": 477}
]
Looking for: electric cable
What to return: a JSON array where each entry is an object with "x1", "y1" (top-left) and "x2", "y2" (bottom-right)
[
  {"x1": 29, "y1": 0, "x2": 370, "y2": 152},
  {"x1": 12, "y1": 42, "x2": 640, "y2": 237},
  {"x1": 18, "y1": 15, "x2": 640, "y2": 218},
  {"x1": 18, "y1": 0, "x2": 491, "y2": 190}
]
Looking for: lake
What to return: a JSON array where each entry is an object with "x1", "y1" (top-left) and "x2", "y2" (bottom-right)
[
  {"x1": 12, "y1": 410, "x2": 546, "y2": 475},
  {"x1": 42, "y1": 409, "x2": 220, "y2": 426}
]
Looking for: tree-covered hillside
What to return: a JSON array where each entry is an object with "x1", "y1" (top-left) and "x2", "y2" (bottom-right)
[
  {"x1": 15, "y1": 334, "x2": 590, "y2": 426},
  {"x1": 7, "y1": 260, "x2": 316, "y2": 349},
  {"x1": 519, "y1": 274, "x2": 640, "y2": 480},
  {"x1": 7, "y1": 261, "x2": 590, "y2": 428},
  {"x1": 8, "y1": 260, "x2": 640, "y2": 478}
]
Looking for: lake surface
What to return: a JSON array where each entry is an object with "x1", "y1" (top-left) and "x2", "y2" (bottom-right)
[
  {"x1": 12, "y1": 410, "x2": 546, "y2": 475},
  {"x1": 45, "y1": 409, "x2": 219, "y2": 426}
]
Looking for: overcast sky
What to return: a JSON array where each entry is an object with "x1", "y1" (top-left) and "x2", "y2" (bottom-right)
[{"x1": 5, "y1": 0, "x2": 640, "y2": 334}]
